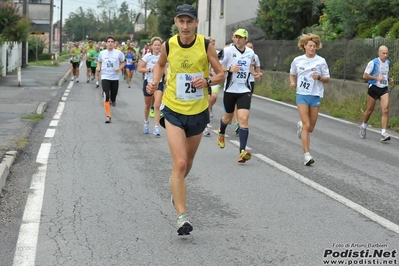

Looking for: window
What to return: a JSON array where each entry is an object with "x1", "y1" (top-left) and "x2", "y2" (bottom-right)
[{"x1": 220, "y1": 0, "x2": 224, "y2": 17}]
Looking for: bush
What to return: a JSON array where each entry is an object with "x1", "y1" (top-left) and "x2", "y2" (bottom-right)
[
  {"x1": 377, "y1": 17, "x2": 398, "y2": 37},
  {"x1": 27, "y1": 36, "x2": 46, "y2": 61},
  {"x1": 356, "y1": 22, "x2": 374, "y2": 39},
  {"x1": 387, "y1": 21, "x2": 399, "y2": 39},
  {"x1": 38, "y1": 53, "x2": 52, "y2": 60}
]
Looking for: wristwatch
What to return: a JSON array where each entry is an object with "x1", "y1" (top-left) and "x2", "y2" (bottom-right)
[
  {"x1": 205, "y1": 77, "x2": 212, "y2": 86},
  {"x1": 317, "y1": 75, "x2": 321, "y2": 81}
]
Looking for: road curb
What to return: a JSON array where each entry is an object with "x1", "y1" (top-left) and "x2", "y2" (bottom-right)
[
  {"x1": 36, "y1": 102, "x2": 47, "y2": 115},
  {"x1": 0, "y1": 151, "x2": 18, "y2": 195},
  {"x1": 58, "y1": 69, "x2": 71, "y2": 87}
]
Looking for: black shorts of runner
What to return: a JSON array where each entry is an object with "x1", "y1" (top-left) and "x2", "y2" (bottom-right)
[
  {"x1": 223, "y1": 91, "x2": 252, "y2": 113},
  {"x1": 102, "y1": 79, "x2": 119, "y2": 103},
  {"x1": 91, "y1": 66, "x2": 96, "y2": 75},
  {"x1": 250, "y1": 81, "x2": 255, "y2": 93},
  {"x1": 368, "y1": 84, "x2": 388, "y2": 100},
  {"x1": 71, "y1": 62, "x2": 80, "y2": 69},
  {"x1": 142, "y1": 79, "x2": 164, "y2": 96},
  {"x1": 86, "y1": 60, "x2": 91, "y2": 68},
  {"x1": 160, "y1": 105, "x2": 210, "y2": 137}
]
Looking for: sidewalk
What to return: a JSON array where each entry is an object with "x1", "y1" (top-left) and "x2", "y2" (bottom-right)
[{"x1": 0, "y1": 61, "x2": 71, "y2": 193}]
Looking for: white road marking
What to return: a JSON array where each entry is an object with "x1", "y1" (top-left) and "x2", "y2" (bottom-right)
[
  {"x1": 13, "y1": 143, "x2": 51, "y2": 266},
  {"x1": 254, "y1": 153, "x2": 399, "y2": 234},
  {"x1": 44, "y1": 129, "x2": 55, "y2": 138},
  {"x1": 229, "y1": 140, "x2": 252, "y2": 150},
  {"x1": 53, "y1": 102, "x2": 65, "y2": 120},
  {"x1": 49, "y1": 120, "x2": 58, "y2": 127}
]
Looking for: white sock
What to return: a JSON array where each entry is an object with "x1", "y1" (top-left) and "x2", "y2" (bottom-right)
[
  {"x1": 382, "y1": 129, "x2": 386, "y2": 135},
  {"x1": 361, "y1": 123, "x2": 367, "y2": 129},
  {"x1": 304, "y1": 152, "x2": 310, "y2": 156}
]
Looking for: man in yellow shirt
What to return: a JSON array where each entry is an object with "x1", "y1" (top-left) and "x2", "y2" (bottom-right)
[{"x1": 146, "y1": 4, "x2": 225, "y2": 235}]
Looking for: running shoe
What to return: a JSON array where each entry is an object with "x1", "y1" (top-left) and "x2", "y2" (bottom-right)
[
  {"x1": 128, "y1": 85, "x2": 131, "y2": 88},
  {"x1": 177, "y1": 214, "x2": 193, "y2": 235},
  {"x1": 112, "y1": 101, "x2": 116, "y2": 107},
  {"x1": 143, "y1": 121, "x2": 149, "y2": 134},
  {"x1": 359, "y1": 126, "x2": 366, "y2": 139},
  {"x1": 217, "y1": 129, "x2": 225, "y2": 148},
  {"x1": 304, "y1": 153, "x2": 314, "y2": 166},
  {"x1": 149, "y1": 107, "x2": 155, "y2": 118},
  {"x1": 238, "y1": 149, "x2": 252, "y2": 163},
  {"x1": 153, "y1": 126, "x2": 160, "y2": 137},
  {"x1": 96, "y1": 83, "x2": 99, "y2": 88},
  {"x1": 86, "y1": 79, "x2": 89, "y2": 83},
  {"x1": 297, "y1": 121, "x2": 303, "y2": 139},
  {"x1": 91, "y1": 76, "x2": 95, "y2": 81},
  {"x1": 380, "y1": 133, "x2": 391, "y2": 142},
  {"x1": 203, "y1": 126, "x2": 210, "y2": 136},
  {"x1": 234, "y1": 123, "x2": 240, "y2": 136},
  {"x1": 76, "y1": 78, "x2": 79, "y2": 83},
  {"x1": 105, "y1": 116, "x2": 111, "y2": 124},
  {"x1": 70, "y1": 77, "x2": 74, "y2": 81}
]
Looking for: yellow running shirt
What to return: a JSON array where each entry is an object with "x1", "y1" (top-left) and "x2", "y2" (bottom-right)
[{"x1": 162, "y1": 34, "x2": 209, "y2": 115}]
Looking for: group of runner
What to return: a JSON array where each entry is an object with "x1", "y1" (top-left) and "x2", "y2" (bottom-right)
[{"x1": 69, "y1": 3, "x2": 394, "y2": 236}]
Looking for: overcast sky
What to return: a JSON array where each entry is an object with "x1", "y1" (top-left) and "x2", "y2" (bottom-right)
[{"x1": 55, "y1": 0, "x2": 142, "y2": 21}]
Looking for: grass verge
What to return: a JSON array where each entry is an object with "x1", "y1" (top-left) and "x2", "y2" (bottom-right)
[
  {"x1": 255, "y1": 80, "x2": 399, "y2": 132},
  {"x1": 21, "y1": 114, "x2": 44, "y2": 122}
]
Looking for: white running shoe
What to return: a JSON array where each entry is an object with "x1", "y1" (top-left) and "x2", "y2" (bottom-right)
[
  {"x1": 359, "y1": 126, "x2": 366, "y2": 139},
  {"x1": 203, "y1": 126, "x2": 210, "y2": 136},
  {"x1": 297, "y1": 121, "x2": 303, "y2": 139},
  {"x1": 304, "y1": 153, "x2": 314, "y2": 166},
  {"x1": 176, "y1": 214, "x2": 193, "y2": 235},
  {"x1": 380, "y1": 133, "x2": 390, "y2": 142},
  {"x1": 153, "y1": 126, "x2": 160, "y2": 137},
  {"x1": 143, "y1": 121, "x2": 149, "y2": 134}
]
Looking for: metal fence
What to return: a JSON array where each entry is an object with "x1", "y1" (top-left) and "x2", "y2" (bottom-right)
[{"x1": 252, "y1": 38, "x2": 399, "y2": 84}]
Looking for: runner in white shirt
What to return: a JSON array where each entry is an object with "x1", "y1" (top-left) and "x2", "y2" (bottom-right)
[
  {"x1": 96, "y1": 36, "x2": 126, "y2": 123},
  {"x1": 359, "y1": 45, "x2": 393, "y2": 142},
  {"x1": 216, "y1": 29, "x2": 262, "y2": 163},
  {"x1": 289, "y1": 33, "x2": 330, "y2": 166},
  {"x1": 138, "y1": 37, "x2": 165, "y2": 136},
  {"x1": 233, "y1": 42, "x2": 261, "y2": 136}
]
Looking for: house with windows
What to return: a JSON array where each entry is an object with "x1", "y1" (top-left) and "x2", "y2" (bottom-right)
[
  {"x1": 14, "y1": 0, "x2": 52, "y2": 33},
  {"x1": 197, "y1": 0, "x2": 263, "y2": 49}
]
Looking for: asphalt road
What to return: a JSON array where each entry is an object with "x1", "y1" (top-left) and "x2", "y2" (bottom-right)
[{"x1": 1, "y1": 71, "x2": 399, "y2": 266}]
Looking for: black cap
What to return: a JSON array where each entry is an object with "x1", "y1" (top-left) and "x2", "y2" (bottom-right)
[{"x1": 175, "y1": 4, "x2": 197, "y2": 19}]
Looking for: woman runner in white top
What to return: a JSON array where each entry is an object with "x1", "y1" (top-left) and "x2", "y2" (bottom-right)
[
  {"x1": 138, "y1": 37, "x2": 165, "y2": 136},
  {"x1": 289, "y1": 33, "x2": 330, "y2": 166}
]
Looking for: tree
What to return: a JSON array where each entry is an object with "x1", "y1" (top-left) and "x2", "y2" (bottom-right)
[
  {"x1": 0, "y1": 1, "x2": 31, "y2": 43},
  {"x1": 156, "y1": 0, "x2": 195, "y2": 40},
  {"x1": 255, "y1": 0, "x2": 320, "y2": 40},
  {"x1": 115, "y1": 1, "x2": 136, "y2": 35},
  {"x1": 324, "y1": 0, "x2": 368, "y2": 39}
]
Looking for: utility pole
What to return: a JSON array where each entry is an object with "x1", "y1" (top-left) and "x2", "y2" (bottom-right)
[
  {"x1": 144, "y1": 0, "x2": 147, "y2": 32},
  {"x1": 49, "y1": 0, "x2": 54, "y2": 54},
  {"x1": 60, "y1": 0, "x2": 63, "y2": 53},
  {"x1": 21, "y1": 0, "x2": 28, "y2": 68}
]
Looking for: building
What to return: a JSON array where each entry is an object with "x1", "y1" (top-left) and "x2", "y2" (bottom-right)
[
  {"x1": 197, "y1": 0, "x2": 263, "y2": 49},
  {"x1": 14, "y1": 0, "x2": 54, "y2": 52}
]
